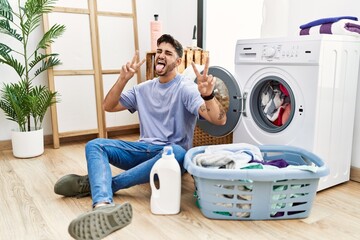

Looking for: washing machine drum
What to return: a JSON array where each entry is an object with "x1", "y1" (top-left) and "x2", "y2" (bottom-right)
[
  {"x1": 196, "y1": 66, "x2": 295, "y2": 137},
  {"x1": 196, "y1": 66, "x2": 242, "y2": 137}
]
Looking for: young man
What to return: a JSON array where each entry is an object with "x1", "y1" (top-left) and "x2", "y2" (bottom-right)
[{"x1": 54, "y1": 34, "x2": 226, "y2": 239}]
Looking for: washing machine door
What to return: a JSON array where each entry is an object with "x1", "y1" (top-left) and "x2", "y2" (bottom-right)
[
  {"x1": 233, "y1": 66, "x2": 301, "y2": 146},
  {"x1": 196, "y1": 66, "x2": 242, "y2": 136}
]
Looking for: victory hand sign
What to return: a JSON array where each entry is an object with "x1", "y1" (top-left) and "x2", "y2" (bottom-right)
[
  {"x1": 191, "y1": 57, "x2": 226, "y2": 125},
  {"x1": 191, "y1": 57, "x2": 215, "y2": 98},
  {"x1": 120, "y1": 51, "x2": 146, "y2": 83}
]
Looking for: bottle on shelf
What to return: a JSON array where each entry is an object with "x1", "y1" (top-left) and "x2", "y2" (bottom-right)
[{"x1": 150, "y1": 14, "x2": 162, "y2": 52}]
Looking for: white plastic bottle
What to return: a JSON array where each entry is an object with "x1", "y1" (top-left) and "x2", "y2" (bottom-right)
[
  {"x1": 150, "y1": 14, "x2": 162, "y2": 52},
  {"x1": 150, "y1": 146, "x2": 181, "y2": 215}
]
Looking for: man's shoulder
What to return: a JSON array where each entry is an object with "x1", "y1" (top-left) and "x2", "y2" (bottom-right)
[{"x1": 179, "y1": 75, "x2": 197, "y2": 91}]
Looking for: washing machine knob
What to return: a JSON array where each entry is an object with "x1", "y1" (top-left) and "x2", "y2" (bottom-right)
[{"x1": 263, "y1": 47, "x2": 277, "y2": 58}]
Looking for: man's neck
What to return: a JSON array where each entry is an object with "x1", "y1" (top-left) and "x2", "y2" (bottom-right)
[{"x1": 159, "y1": 71, "x2": 178, "y2": 83}]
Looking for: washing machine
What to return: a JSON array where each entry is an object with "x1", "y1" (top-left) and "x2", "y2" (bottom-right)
[{"x1": 197, "y1": 35, "x2": 360, "y2": 190}]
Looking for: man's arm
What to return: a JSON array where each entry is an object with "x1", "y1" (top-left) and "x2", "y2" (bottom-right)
[
  {"x1": 103, "y1": 51, "x2": 145, "y2": 112},
  {"x1": 191, "y1": 58, "x2": 227, "y2": 125},
  {"x1": 198, "y1": 97, "x2": 226, "y2": 125},
  {"x1": 103, "y1": 77, "x2": 128, "y2": 112}
]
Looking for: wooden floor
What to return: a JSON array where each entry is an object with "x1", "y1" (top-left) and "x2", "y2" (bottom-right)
[{"x1": 1, "y1": 133, "x2": 360, "y2": 240}]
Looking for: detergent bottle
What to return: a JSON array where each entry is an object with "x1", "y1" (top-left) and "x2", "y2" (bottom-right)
[{"x1": 150, "y1": 146, "x2": 181, "y2": 214}]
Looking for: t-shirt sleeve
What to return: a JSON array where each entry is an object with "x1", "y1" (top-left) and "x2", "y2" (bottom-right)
[
  {"x1": 182, "y1": 82, "x2": 204, "y2": 117},
  {"x1": 120, "y1": 87, "x2": 137, "y2": 113}
]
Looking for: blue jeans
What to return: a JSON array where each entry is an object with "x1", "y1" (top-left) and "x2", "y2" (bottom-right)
[{"x1": 85, "y1": 138, "x2": 186, "y2": 206}]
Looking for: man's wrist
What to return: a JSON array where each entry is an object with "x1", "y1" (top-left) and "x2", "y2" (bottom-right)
[{"x1": 201, "y1": 90, "x2": 215, "y2": 101}]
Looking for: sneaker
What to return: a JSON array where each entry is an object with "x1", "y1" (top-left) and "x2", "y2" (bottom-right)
[
  {"x1": 68, "y1": 203, "x2": 132, "y2": 240},
  {"x1": 54, "y1": 174, "x2": 91, "y2": 198}
]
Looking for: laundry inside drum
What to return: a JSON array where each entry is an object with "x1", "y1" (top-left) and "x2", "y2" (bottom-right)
[{"x1": 259, "y1": 80, "x2": 292, "y2": 127}]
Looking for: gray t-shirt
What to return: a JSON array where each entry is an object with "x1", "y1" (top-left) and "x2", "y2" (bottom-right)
[{"x1": 120, "y1": 74, "x2": 204, "y2": 150}]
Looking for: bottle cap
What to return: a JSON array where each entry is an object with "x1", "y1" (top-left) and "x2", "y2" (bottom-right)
[
  {"x1": 163, "y1": 146, "x2": 173, "y2": 155},
  {"x1": 154, "y1": 14, "x2": 159, "y2": 21}
]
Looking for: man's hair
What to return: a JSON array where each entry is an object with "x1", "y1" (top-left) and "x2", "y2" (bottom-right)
[{"x1": 157, "y1": 34, "x2": 183, "y2": 58}]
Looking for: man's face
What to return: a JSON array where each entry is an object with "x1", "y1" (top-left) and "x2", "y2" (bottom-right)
[{"x1": 155, "y1": 42, "x2": 180, "y2": 76}]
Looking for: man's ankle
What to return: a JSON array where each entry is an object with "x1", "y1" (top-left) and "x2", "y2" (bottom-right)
[{"x1": 94, "y1": 202, "x2": 113, "y2": 209}]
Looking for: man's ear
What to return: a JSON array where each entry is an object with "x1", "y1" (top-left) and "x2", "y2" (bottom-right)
[{"x1": 176, "y1": 57, "x2": 182, "y2": 66}]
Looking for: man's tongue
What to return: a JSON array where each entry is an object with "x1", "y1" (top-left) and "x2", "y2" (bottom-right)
[{"x1": 156, "y1": 64, "x2": 165, "y2": 72}]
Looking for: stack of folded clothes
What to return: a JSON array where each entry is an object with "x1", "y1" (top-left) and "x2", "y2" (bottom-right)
[{"x1": 299, "y1": 16, "x2": 360, "y2": 36}]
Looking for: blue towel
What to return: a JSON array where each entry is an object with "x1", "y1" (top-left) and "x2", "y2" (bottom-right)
[{"x1": 300, "y1": 16, "x2": 358, "y2": 29}]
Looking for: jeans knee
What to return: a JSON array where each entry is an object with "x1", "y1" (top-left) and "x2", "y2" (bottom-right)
[
  {"x1": 85, "y1": 138, "x2": 104, "y2": 152},
  {"x1": 171, "y1": 144, "x2": 186, "y2": 164}
]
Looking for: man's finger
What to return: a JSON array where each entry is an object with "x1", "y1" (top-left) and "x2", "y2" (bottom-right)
[
  {"x1": 126, "y1": 62, "x2": 135, "y2": 73},
  {"x1": 136, "y1": 58, "x2": 146, "y2": 69},
  {"x1": 122, "y1": 64, "x2": 128, "y2": 73},
  {"x1": 202, "y1": 57, "x2": 210, "y2": 77},
  {"x1": 191, "y1": 61, "x2": 201, "y2": 78},
  {"x1": 131, "y1": 50, "x2": 139, "y2": 65}
]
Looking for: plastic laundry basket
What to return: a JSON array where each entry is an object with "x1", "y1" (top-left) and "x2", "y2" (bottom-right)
[{"x1": 184, "y1": 144, "x2": 329, "y2": 220}]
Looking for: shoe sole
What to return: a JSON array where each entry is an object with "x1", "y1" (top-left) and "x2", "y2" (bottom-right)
[{"x1": 68, "y1": 203, "x2": 132, "y2": 240}]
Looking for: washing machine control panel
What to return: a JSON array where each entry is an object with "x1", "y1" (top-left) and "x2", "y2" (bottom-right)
[
  {"x1": 262, "y1": 44, "x2": 300, "y2": 61},
  {"x1": 263, "y1": 46, "x2": 277, "y2": 58},
  {"x1": 236, "y1": 40, "x2": 321, "y2": 64}
]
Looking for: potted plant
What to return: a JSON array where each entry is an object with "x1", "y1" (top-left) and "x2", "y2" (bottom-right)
[{"x1": 0, "y1": 0, "x2": 65, "y2": 158}]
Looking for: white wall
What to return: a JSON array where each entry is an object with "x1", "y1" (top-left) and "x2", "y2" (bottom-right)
[
  {"x1": 203, "y1": 0, "x2": 264, "y2": 72},
  {"x1": 136, "y1": 0, "x2": 197, "y2": 56}
]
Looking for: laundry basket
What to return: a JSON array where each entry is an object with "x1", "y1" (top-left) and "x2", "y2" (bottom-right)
[{"x1": 184, "y1": 144, "x2": 329, "y2": 220}]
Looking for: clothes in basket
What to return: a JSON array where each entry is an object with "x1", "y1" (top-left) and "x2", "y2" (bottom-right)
[{"x1": 184, "y1": 144, "x2": 329, "y2": 220}]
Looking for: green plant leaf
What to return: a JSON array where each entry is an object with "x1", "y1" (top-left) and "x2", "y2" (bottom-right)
[
  {"x1": 29, "y1": 52, "x2": 58, "y2": 68},
  {"x1": 0, "y1": 19, "x2": 23, "y2": 41},
  {"x1": 21, "y1": 13, "x2": 42, "y2": 36},
  {"x1": 37, "y1": 24, "x2": 65, "y2": 50},
  {"x1": 25, "y1": 0, "x2": 57, "y2": 16},
  {"x1": 21, "y1": 0, "x2": 58, "y2": 36},
  {"x1": 0, "y1": 0, "x2": 13, "y2": 21},
  {"x1": 34, "y1": 56, "x2": 60, "y2": 77},
  {"x1": 0, "y1": 42, "x2": 12, "y2": 56},
  {"x1": 0, "y1": 81, "x2": 30, "y2": 131},
  {"x1": 28, "y1": 85, "x2": 58, "y2": 129},
  {"x1": 0, "y1": 54, "x2": 25, "y2": 78}
]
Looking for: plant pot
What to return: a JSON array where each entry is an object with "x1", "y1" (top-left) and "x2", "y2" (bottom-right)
[{"x1": 11, "y1": 128, "x2": 44, "y2": 158}]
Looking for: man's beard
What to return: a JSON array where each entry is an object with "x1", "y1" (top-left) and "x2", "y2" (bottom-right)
[{"x1": 156, "y1": 61, "x2": 177, "y2": 76}]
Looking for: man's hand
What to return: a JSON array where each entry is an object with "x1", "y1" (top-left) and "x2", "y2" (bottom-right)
[
  {"x1": 191, "y1": 57, "x2": 226, "y2": 125},
  {"x1": 191, "y1": 57, "x2": 215, "y2": 97},
  {"x1": 119, "y1": 51, "x2": 146, "y2": 83},
  {"x1": 103, "y1": 51, "x2": 145, "y2": 112}
]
